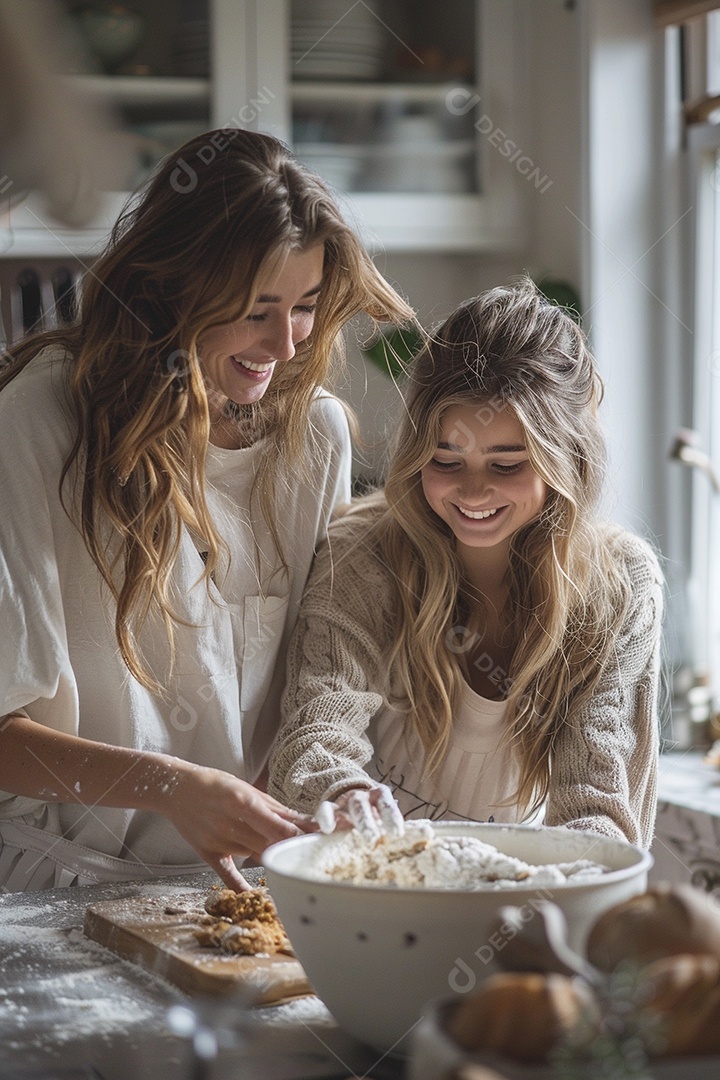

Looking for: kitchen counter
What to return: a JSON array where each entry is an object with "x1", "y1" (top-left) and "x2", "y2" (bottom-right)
[
  {"x1": 0, "y1": 868, "x2": 402, "y2": 1080},
  {"x1": 651, "y1": 749, "x2": 720, "y2": 892}
]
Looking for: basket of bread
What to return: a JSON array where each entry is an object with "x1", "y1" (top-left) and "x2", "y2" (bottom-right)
[{"x1": 408, "y1": 883, "x2": 720, "y2": 1080}]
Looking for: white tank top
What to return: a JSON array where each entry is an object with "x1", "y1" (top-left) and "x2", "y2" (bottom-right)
[{"x1": 367, "y1": 681, "x2": 540, "y2": 824}]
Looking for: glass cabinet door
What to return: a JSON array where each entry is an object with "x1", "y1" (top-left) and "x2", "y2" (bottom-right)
[
  {"x1": 290, "y1": 0, "x2": 478, "y2": 197},
  {"x1": 65, "y1": 0, "x2": 214, "y2": 191},
  {"x1": 253, "y1": 0, "x2": 526, "y2": 252}
]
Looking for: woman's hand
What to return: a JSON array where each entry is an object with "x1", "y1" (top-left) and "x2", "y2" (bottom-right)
[
  {"x1": 160, "y1": 762, "x2": 316, "y2": 890},
  {"x1": 0, "y1": 716, "x2": 314, "y2": 891},
  {"x1": 314, "y1": 783, "x2": 404, "y2": 843}
]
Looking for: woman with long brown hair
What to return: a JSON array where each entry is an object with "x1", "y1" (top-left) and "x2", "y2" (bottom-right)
[
  {"x1": 270, "y1": 279, "x2": 664, "y2": 849},
  {"x1": 0, "y1": 128, "x2": 413, "y2": 891}
]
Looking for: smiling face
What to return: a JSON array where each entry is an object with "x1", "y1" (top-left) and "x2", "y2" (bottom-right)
[
  {"x1": 420, "y1": 403, "x2": 549, "y2": 559},
  {"x1": 198, "y1": 243, "x2": 325, "y2": 415}
]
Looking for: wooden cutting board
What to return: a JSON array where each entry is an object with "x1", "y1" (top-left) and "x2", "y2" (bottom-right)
[{"x1": 83, "y1": 888, "x2": 313, "y2": 1004}]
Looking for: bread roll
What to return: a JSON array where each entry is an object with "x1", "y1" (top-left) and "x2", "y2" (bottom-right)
[
  {"x1": 446, "y1": 972, "x2": 592, "y2": 1063},
  {"x1": 586, "y1": 884, "x2": 720, "y2": 972},
  {"x1": 640, "y1": 951, "x2": 720, "y2": 1013},
  {"x1": 452, "y1": 1067, "x2": 508, "y2": 1080},
  {"x1": 638, "y1": 953, "x2": 720, "y2": 1057}
]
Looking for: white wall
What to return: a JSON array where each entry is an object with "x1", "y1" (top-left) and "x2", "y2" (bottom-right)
[
  {"x1": 579, "y1": 0, "x2": 664, "y2": 536},
  {"x1": 524, "y1": 0, "x2": 583, "y2": 287}
]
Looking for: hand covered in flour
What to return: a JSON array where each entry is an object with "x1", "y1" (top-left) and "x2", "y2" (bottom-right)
[
  {"x1": 163, "y1": 762, "x2": 316, "y2": 891},
  {"x1": 314, "y1": 784, "x2": 405, "y2": 843}
]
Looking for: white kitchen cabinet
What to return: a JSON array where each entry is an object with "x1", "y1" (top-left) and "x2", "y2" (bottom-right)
[
  {"x1": 259, "y1": 0, "x2": 528, "y2": 252},
  {"x1": 0, "y1": 0, "x2": 525, "y2": 264}
]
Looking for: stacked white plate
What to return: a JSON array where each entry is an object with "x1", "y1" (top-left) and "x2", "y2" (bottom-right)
[
  {"x1": 295, "y1": 143, "x2": 365, "y2": 190},
  {"x1": 291, "y1": 0, "x2": 386, "y2": 81},
  {"x1": 358, "y1": 140, "x2": 475, "y2": 194}
]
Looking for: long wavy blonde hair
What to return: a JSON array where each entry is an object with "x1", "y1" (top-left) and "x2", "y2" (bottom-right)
[
  {"x1": 356, "y1": 278, "x2": 633, "y2": 816},
  {"x1": 0, "y1": 129, "x2": 413, "y2": 689}
]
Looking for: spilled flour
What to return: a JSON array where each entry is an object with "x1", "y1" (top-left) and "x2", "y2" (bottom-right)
[
  {"x1": 0, "y1": 924, "x2": 182, "y2": 1055},
  {"x1": 308, "y1": 821, "x2": 607, "y2": 889}
]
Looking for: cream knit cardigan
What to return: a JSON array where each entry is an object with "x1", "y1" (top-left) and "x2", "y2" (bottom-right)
[{"x1": 269, "y1": 515, "x2": 664, "y2": 848}]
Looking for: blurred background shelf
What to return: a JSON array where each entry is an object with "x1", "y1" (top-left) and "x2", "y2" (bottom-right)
[
  {"x1": 0, "y1": 194, "x2": 128, "y2": 259},
  {"x1": 70, "y1": 74, "x2": 210, "y2": 107},
  {"x1": 1, "y1": 1, "x2": 526, "y2": 261},
  {"x1": 291, "y1": 81, "x2": 475, "y2": 104}
]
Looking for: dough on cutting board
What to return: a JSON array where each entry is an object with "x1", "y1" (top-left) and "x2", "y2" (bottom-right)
[{"x1": 194, "y1": 887, "x2": 291, "y2": 956}]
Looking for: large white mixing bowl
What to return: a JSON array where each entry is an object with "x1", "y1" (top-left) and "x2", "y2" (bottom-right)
[{"x1": 262, "y1": 822, "x2": 652, "y2": 1054}]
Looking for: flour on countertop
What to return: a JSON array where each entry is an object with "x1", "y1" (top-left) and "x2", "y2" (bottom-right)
[
  {"x1": 309, "y1": 821, "x2": 607, "y2": 888},
  {"x1": 0, "y1": 898, "x2": 73, "y2": 925},
  {"x1": 0, "y1": 923, "x2": 183, "y2": 1052}
]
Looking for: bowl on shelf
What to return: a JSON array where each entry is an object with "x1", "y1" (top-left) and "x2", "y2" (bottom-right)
[
  {"x1": 72, "y1": 3, "x2": 145, "y2": 74},
  {"x1": 294, "y1": 144, "x2": 364, "y2": 191},
  {"x1": 357, "y1": 140, "x2": 475, "y2": 194},
  {"x1": 262, "y1": 821, "x2": 652, "y2": 1055}
]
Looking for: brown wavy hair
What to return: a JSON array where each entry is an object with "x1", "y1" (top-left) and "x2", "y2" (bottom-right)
[
  {"x1": 358, "y1": 277, "x2": 633, "y2": 815},
  {"x1": 0, "y1": 129, "x2": 413, "y2": 688}
]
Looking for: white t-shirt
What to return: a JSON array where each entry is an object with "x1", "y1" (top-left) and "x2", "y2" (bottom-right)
[
  {"x1": 0, "y1": 347, "x2": 351, "y2": 888},
  {"x1": 367, "y1": 681, "x2": 533, "y2": 824}
]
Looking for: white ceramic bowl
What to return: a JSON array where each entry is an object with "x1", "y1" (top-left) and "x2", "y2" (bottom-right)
[{"x1": 262, "y1": 822, "x2": 652, "y2": 1055}]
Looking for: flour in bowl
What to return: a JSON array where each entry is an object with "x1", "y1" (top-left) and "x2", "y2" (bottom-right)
[{"x1": 308, "y1": 822, "x2": 607, "y2": 889}]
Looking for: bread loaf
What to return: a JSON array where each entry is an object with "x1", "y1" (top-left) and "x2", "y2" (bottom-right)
[
  {"x1": 445, "y1": 972, "x2": 592, "y2": 1063},
  {"x1": 586, "y1": 884, "x2": 720, "y2": 972}
]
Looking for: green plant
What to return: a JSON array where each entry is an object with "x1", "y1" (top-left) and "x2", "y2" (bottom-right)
[
  {"x1": 361, "y1": 325, "x2": 423, "y2": 380},
  {"x1": 536, "y1": 277, "x2": 582, "y2": 324}
]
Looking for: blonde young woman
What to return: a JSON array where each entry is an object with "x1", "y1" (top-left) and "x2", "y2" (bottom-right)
[
  {"x1": 269, "y1": 280, "x2": 664, "y2": 849},
  {"x1": 0, "y1": 129, "x2": 413, "y2": 891}
]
